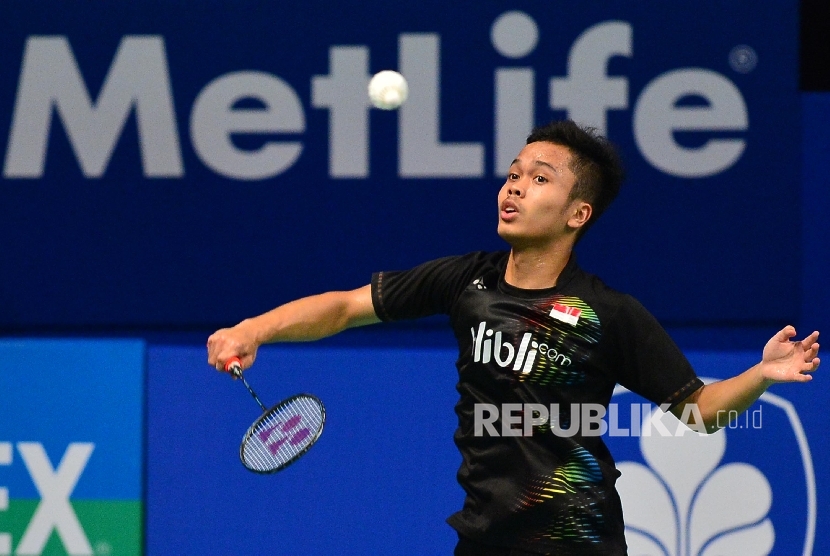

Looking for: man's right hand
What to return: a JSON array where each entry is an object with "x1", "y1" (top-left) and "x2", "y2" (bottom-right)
[
  {"x1": 205, "y1": 285, "x2": 379, "y2": 374},
  {"x1": 206, "y1": 320, "x2": 260, "y2": 373}
]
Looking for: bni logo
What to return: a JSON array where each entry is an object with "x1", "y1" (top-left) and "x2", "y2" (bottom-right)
[{"x1": 608, "y1": 379, "x2": 815, "y2": 556}]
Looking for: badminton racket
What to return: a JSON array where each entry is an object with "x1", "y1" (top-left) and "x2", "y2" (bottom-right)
[{"x1": 224, "y1": 356, "x2": 326, "y2": 474}]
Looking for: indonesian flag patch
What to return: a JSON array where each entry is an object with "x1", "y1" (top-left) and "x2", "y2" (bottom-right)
[{"x1": 550, "y1": 302, "x2": 581, "y2": 325}]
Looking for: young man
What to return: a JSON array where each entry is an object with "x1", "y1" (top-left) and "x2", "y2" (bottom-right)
[{"x1": 207, "y1": 120, "x2": 819, "y2": 555}]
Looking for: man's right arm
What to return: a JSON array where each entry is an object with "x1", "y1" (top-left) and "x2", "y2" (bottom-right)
[{"x1": 206, "y1": 284, "x2": 379, "y2": 372}]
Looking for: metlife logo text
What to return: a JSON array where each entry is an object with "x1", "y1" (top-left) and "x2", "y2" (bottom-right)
[
  {"x1": 3, "y1": 11, "x2": 750, "y2": 182},
  {"x1": 0, "y1": 1, "x2": 801, "y2": 334}
]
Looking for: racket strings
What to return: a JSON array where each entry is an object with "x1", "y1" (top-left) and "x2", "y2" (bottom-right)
[{"x1": 242, "y1": 395, "x2": 325, "y2": 473}]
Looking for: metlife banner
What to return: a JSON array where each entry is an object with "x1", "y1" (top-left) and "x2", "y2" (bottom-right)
[{"x1": 0, "y1": 0, "x2": 800, "y2": 331}]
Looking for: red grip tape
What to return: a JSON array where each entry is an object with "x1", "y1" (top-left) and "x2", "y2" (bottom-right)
[{"x1": 224, "y1": 356, "x2": 242, "y2": 373}]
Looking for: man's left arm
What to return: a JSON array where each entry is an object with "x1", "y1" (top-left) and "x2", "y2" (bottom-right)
[{"x1": 671, "y1": 326, "x2": 820, "y2": 433}]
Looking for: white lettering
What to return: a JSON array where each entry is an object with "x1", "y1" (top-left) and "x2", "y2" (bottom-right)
[
  {"x1": 482, "y1": 329, "x2": 494, "y2": 364},
  {"x1": 607, "y1": 403, "x2": 629, "y2": 437},
  {"x1": 523, "y1": 404, "x2": 549, "y2": 436},
  {"x1": 676, "y1": 403, "x2": 707, "y2": 435},
  {"x1": 550, "y1": 21, "x2": 632, "y2": 136},
  {"x1": 491, "y1": 12, "x2": 538, "y2": 176},
  {"x1": 753, "y1": 406, "x2": 763, "y2": 428},
  {"x1": 495, "y1": 67, "x2": 534, "y2": 176},
  {"x1": 537, "y1": 344, "x2": 572, "y2": 367},
  {"x1": 398, "y1": 34, "x2": 484, "y2": 177},
  {"x1": 311, "y1": 46, "x2": 373, "y2": 177},
  {"x1": 581, "y1": 404, "x2": 608, "y2": 437},
  {"x1": 16, "y1": 442, "x2": 94, "y2": 556},
  {"x1": 0, "y1": 443, "x2": 10, "y2": 556},
  {"x1": 513, "y1": 333, "x2": 532, "y2": 372},
  {"x1": 633, "y1": 68, "x2": 748, "y2": 178},
  {"x1": 492, "y1": 331, "x2": 515, "y2": 368},
  {"x1": 501, "y1": 404, "x2": 524, "y2": 437},
  {"x1": 642, "y1": 404, "x2": 674, "y2": 437},
  {"x1": 3, "y1": 18, "x2": 751, "y2": 183},
  {"x1": 473, "y1": 323, "x2": 539, "y2": 374},
  {"x1": 4, "y1": 36, "x2": 182, "y2": 179},
  {"x1": 550, "y1": 403, "x2": 580, "y2": 438},
  {"x1": 471, "y1": 322, "x2": 487, "y2": 362},
  {"x1": 474, "y1": 404, "x2": 499, "y2": 437},
  {"x1": 190, "y1": 71, "x2": 304, "y2": 180},
  {"x1": 521, "y1": 340, "x2": 538, "y2": 374}
]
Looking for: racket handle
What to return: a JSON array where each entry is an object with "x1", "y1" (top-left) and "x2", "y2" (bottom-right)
[
  {"x1": 224, "y1": 356, "x2": 243, "y2": 379},
  {"x1": 226, "y1": 357, "x2": 267, "y2": 412}
]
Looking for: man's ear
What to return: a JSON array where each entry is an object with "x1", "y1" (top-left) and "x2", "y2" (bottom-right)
[{"x1": 568, "y1": 201, "x2": 592, "y2": 231}]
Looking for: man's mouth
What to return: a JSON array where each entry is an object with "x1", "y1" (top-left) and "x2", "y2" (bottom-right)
[{"x1": 500, "y1": 200, "x2": 519, "y2": 220}]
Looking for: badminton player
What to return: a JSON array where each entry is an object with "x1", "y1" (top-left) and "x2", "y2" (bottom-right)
[{"x1": 207, "y1": 120, "x2": 820, "y2": 555}]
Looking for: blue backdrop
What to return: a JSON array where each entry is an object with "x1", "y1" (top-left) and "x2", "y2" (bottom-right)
[{"x1": 0, "y1": 0, "x2": 801, "y2": 329}]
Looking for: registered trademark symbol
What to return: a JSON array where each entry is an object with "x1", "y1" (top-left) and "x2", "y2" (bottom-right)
[
  {"x1": 729, "y1": 45, "x2": 758, "y2": 73},
  {"x1": 95, "y1": 541, "x2": 112, "y2": 556}
]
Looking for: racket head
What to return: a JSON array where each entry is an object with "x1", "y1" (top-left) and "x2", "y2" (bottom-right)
[{"x1": 239, "y1": 393, "x2": 326, "y2": 474}]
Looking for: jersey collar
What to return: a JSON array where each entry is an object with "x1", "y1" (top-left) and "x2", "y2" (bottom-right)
[{"x1": 497, "y1": 252, "x2": 579, "y2": 299}]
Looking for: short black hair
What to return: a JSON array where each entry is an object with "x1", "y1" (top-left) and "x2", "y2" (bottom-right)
[{"x1": 526, "y1": 120, "x2": 625, "y2": 239}]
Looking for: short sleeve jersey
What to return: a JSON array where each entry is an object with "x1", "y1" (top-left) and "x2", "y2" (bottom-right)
[{"x1": 371, "y1": 251, "x2": 703, "y2": 555}]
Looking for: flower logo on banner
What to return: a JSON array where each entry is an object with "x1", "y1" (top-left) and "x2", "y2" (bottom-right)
[
  {"x1": 616, "y1": 406, "x2": 774, "y2": 556},
  {"x1": 611, "y1": 371, "x2": 816, "y2": 556}
]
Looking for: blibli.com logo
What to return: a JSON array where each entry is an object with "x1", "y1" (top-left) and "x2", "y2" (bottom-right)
[
  {"x1": 471, "y1": 321, "x2": 571, "y2": 374},
  {"x1": 3, "y1": 11, "x2": 750, "y2": 181}
]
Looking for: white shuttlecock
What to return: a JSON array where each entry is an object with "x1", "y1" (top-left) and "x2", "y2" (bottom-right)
[{"x1": 368, "y1": 70, "x2": 408, "y2": 110}]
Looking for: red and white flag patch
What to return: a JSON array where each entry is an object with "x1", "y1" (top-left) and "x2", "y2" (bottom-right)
[{"x1": 550, "y1": 303, "x2": 581, "y2": 325}]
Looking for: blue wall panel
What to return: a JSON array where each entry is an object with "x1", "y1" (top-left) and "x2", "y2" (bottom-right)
[{"x1": 145, "y1": 344, "x2": 462, "y2": 555}]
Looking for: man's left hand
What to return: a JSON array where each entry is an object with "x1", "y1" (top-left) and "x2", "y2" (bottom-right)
[{"x1": 760, "y1": 326, "x2": 820, "y2": 383}]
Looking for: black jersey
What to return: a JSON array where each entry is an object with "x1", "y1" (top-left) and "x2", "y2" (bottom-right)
[{"x1": 371, "y1": 251, "x2": 703, "y2": 555}]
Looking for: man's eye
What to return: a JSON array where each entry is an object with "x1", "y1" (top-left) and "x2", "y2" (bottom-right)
[{"x1": 534, "y1": 175, "x2": 547, "y2": 184}]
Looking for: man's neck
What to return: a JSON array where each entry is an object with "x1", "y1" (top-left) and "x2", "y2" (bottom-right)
[{"x1": 504, "y1": 243, "x2": 573, "y2": 290}]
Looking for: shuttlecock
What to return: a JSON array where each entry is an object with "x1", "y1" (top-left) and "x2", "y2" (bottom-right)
[{"x1": 368, "y1": 70, "x2": 408, "y2": 110}]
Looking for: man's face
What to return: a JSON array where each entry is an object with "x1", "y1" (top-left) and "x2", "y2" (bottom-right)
[{"x1": 497, "y1": 141, "x2": 586, "y2": 248}]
